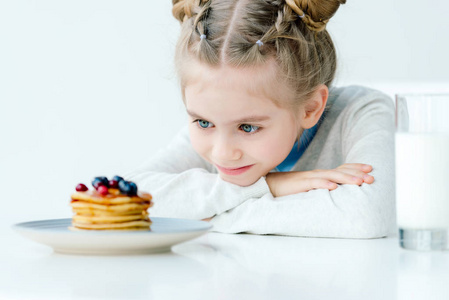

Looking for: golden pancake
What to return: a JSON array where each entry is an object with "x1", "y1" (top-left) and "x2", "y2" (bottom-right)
[
  {"x1": 68, "y1": 226, "x2": 150, "y2": 231},
  {"x1": 71, "y1": 219, "x2": 151, "y2": 230},
  {"x1": 71, "y1": 190, "x2": 152, "y2": 205},
  {"x1": 70, "y1": 201, "x2": 152, "y2": 212},
  {"x1": 73, "y1": 214, "x2": 148, "y2": 224},
  {"x1": 72, "y1": 208, "x2": 146, "y2": 216}
]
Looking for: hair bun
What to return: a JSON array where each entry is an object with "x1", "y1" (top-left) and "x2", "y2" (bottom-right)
[
  {"x1": 286, "y1": 0, "x2": 346, "y2": 32},
  {"x1": 172, "y1": 0, "x2": 194, "y2": 23},
  {"x1": 173, "y1": 0, "x2": 211, "y2": 23}
]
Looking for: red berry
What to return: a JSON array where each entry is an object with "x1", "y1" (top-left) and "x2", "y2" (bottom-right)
[
  {"x1": 76, "y1": 184, "x2": 88, "y2": 192},
  {"x1": 97, "y1": 185, "x2": 109, "y2": 195},
  {"x1": 109, "y1": 180, "x2": 119, "y2": 189}
]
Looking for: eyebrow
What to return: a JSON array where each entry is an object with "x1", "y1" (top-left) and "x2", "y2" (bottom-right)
[{"x1": 186, "y1": 109, "x2": 271, "y2": 124}]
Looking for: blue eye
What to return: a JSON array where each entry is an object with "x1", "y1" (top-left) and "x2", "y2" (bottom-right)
[
  {"x1": 240, "y1": 124, "x2": 259, "y2": 133},
  {"x1": 197, "y1": 120, "x2": 213, "y2": 128}
]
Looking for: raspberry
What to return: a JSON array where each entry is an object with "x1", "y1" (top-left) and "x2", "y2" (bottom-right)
[
  {"x1": 75, "y1": 183, "x2": 88, "y2": 192},
  {"x1": 97, "y1": 185, "x2": 109, "y2": 196},
  {"x1": 109, "y1": 180, "x2": 119, "y2": 189}
]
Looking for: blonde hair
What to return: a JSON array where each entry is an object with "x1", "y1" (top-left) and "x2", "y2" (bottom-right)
[{"x1": 172, "y1": 0, "x2": 346, "y2": 108}]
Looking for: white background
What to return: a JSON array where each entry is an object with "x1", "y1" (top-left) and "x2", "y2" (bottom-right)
[{"x1": 1, "y1": 0, "x2": 448, "y2": 225}]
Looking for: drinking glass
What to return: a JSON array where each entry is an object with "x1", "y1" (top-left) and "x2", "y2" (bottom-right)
[{"x1": 395, "y1": 94, "x2": 449, "y2": 251}]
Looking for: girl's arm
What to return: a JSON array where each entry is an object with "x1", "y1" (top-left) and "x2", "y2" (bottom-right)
[
  {"x1": 209, "y1": 94, "x2": 396, "y2": 239},
  {"x1": 125, "y1": 127, "x2": 270, "y2": 220}
]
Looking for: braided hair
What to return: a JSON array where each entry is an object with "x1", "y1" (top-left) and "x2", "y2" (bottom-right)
[{"x1": 172, "y1": 0, "x2": 346, "y2": 107}]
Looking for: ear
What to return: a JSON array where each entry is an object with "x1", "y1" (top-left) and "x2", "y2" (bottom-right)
[{"x1": 298, "y1": 84, "x2": 329, "y2": 129}]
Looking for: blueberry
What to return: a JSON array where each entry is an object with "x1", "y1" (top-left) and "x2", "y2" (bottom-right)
[
  {"x1": 128, "y1": 182, "x2": 138, "y2": 196},
  {"x1": 92, "y1": 176, "x2": 109, "y2": 189},
  {"x1": 118, "y1": 180, "x2": 130, "y2": 194},
  {"x1": 112, "y1": 175, "x2": 124, "y2": 182},
  {"x1": 97, "y1": 176, "x2": 109, "y2": 185},
  {"x1": 118, "y1": 180, "x2": 138, "y2": 196},
  {"x1": 92, "y1": 178, "x2": 103, "y2": 189}
]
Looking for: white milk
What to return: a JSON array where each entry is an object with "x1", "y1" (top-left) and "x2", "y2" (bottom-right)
[{"x1": 395, "y1": 133, "x2": 449, "y2": 229}]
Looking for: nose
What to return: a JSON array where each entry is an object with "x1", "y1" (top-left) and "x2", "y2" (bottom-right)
[{"x1": 211, "y1": 133, "x2": 243, "y2": 163}]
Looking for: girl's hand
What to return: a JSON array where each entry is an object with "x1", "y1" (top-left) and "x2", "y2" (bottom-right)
[{"x1": 265, "y1": 163, "x2": 374, "y2": 197}]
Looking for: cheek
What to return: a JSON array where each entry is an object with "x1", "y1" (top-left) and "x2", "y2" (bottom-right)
[
  {"x1": 255, "y1": 130, "x2": 296, "y2": 164},
  {"x1": 260, "y1": 141, "x2": 290, "y2": 161},
  {"x1": 189, "y1": 128, "x2": 209, "y2": 157}
]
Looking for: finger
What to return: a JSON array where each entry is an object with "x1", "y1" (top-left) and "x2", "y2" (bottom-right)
[
  {"x1": 335, "y1": 168, "x2": 375, "y2": 184},
  {"x1": 310, "y1": 169, "x2": 364, "y2": 186},
  {"x1": 302, "y1": 178, "x2": 338, "y2": 191},
  {"x1": 337, "y1": 163, "x2": 372, "y2": 171},
  {"x1": 337, "y1": 163, "x2": 373, "y2": 173},
  {"x1": 362, "y1": 175, "x2": 375, "y2": 184}
]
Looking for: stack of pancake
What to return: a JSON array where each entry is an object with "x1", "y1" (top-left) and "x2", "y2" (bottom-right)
[{"x1": 70, "y1": 188, "x2": 153, "y2": 230}]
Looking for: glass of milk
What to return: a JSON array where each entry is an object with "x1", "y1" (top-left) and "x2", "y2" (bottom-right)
[{"x1": 396, "y1": 94, "x2": 449, "y2": 251}]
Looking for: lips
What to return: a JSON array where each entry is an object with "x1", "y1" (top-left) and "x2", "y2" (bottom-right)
[{"x1": 216, "y1": 164, "x2": 254, "y2": 176}]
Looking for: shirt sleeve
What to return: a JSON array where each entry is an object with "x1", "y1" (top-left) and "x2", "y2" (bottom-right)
[
  {"x1": 125, "y1": 127, "x2": 271, "y2": 220},
  {"x1": 209, "y1": 91, "x2": 396, "y2": 239}
]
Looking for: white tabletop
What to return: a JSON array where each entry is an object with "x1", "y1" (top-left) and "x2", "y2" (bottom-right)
[{"x1": 2, "y1": 220, "x2": 449, "y2": 300}]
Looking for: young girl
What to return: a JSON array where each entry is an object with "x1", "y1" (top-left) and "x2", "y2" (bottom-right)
[{"x1": 126, "y1": 0, "x2": 395, "y2": 238}]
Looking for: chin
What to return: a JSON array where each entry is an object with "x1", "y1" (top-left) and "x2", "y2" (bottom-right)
[{"x1": 219, "y1": 174, "x2": 260, "y2": 187}]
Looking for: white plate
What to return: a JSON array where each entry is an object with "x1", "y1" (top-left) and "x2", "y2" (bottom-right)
[{"x1": 13, "y1": 217, "x2": 212, "y2": 255}]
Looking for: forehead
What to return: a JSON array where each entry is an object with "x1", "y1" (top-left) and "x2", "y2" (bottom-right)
[
  {"x1": 183, "y1": 61, "x2": 300, "y2": 127},
  {"x1": 182, "y1": 59, "x2": 295, "y2": 108}
]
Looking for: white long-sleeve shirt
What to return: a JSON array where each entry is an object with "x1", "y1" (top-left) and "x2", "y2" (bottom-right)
[{"x1": 126, "y1": 85, "x2": 396, "y2": 239}]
